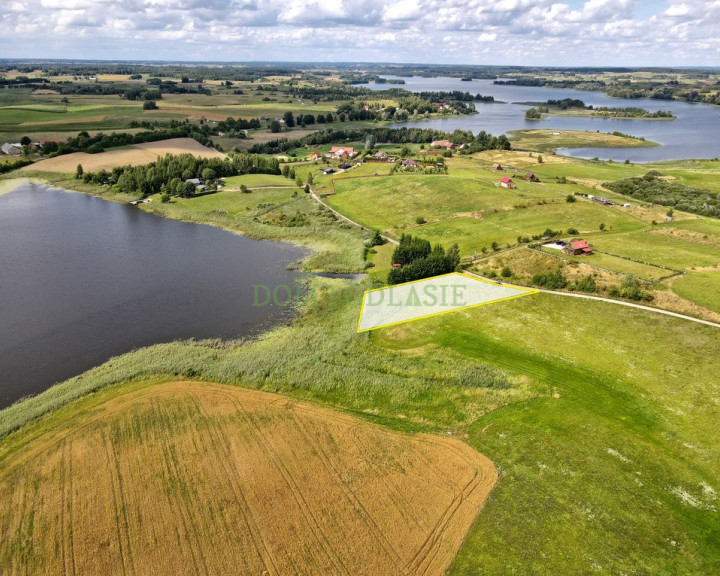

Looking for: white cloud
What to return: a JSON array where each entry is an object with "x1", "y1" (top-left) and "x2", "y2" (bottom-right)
[{"x1": 1, "y1": 0, "x2": 719, "y2": 64}]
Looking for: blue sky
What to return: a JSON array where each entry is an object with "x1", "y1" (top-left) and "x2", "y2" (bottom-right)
[{"x1": 2, "y1": 0, "x2": 719, "y2": 66}]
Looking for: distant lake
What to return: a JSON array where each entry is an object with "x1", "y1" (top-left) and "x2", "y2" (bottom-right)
[
  {"x1": 0, "y1": 182, "x2": 307, "y2": 409},
  {"x1": 365, "y1": 76, "x2": 720, "y2": 162}
]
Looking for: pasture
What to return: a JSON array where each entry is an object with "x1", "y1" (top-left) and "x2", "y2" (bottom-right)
[
  {"x1": 374, "y1": 293, "x2": 720, "y2": 575},
  {"x1": 170, "y1": 187, "x2": 299, "y2": 214},
  {"x1": 0, "y1": 380, "x2": 496, "y2": 576},
  {"x1": 588, "y1": 228, "x2": 720, "y2": 269},
  {"x1": 671, "y1": 270, "x2": 720, "y2": 313}
]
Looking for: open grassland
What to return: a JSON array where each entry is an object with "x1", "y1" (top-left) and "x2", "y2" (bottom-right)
[
  {"x1": 19, "y1": 138, "x2": 224, "y2": 174},
  {"x1": 588, "y1": 228, "x2": 720, "y2": 270},
  {"x1": 172, "y1": 187, "x2": 299, "y2": 214},
  {"x1": 508, "y1": 129, "x2": 659, "y2": 153},
  {"x1": 671, "y1": 270, "x2": 720, "y2": 314},
  {"x1": 374, "y1": 294, "x2": 720, "y2": 576},
  {"x1": 1, "y1": 277, "x2": 718, "y2": 575},
  {"x1": 326, "y1": 164, "x2": 644, "y2": 251},
  {"x1": 0, "y1": 380, "x2": 495, "y2": 576},
  {"x1": 223, "y1": 173, "x2": 295, "y2": 188}
]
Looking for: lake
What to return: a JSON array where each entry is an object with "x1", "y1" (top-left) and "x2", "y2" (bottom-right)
[
  {"x1": 0, "y1": 181, "x2": 307, "y2": 409},
  {"x1": 365, "y1": 76, "x2": 720, "y2": 162}
]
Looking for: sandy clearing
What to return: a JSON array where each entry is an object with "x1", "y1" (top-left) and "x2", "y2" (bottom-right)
[{"x1": 0, "y1": 381, "x2": 497, "y2": 576}]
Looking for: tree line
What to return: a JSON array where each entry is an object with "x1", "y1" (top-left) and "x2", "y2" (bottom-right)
[
  {"x1": 249, "y1": 127, "x2": 510, "y2": 155},
  {"x1": 78, "y1": 152, "x2": 280, "y2": 198}
]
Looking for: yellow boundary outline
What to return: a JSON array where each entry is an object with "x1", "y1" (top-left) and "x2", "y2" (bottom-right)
[{"x1": 356, "y1": 272, "x2": 538, "y2": 333}]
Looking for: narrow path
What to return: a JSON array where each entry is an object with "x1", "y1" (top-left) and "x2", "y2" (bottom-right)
[{"x1": 308, "y1": 186, "x2": 399, "y2": 245}]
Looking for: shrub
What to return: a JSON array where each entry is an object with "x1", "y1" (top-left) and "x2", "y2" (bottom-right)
[
  {"x1": 501, "y1": 266, "x2": 512, "y2": 278},
  {"x1": 416, "y1": 216, "x2": 426, "y2": 225},
  {"x1": 532, "y1": 270, "x2": 567, "y2": 289},
  {"x1": 567, "y1": 228, "x2": 579, "y2": 235},
  {"x1": 566, "y1": 194, "x2": 576, "y2": 203},
  {"x1": 575, "y1": 275, "x2": 597, "y2": 293}
]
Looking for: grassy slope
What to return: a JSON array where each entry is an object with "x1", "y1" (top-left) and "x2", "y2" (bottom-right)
[
  {"x1": 671, "y1": 270, "x2": 720, "y2": 313},
  {"x1": 374, "y1": 295, "x2": 720, "y2": 576}
]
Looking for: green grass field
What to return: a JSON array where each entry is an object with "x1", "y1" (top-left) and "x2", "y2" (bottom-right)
[
  {"x1": 374, "y1": 294, "x2": 720, "y2": 575},
  {"x1": 170, "y1": 187, "x2": 298, "y2": 214},
  {"x1": 671, "y1": 270, "x2": 720, "y2": 313},
  {"x1": 588, "y1": 228, "x2": 720, "y2": 269},
  {"x1": 223, "y1": 173, "x2": 296, "y2": 188}
]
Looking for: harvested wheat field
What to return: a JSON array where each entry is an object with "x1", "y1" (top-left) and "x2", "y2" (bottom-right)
[
  {"x1": 21, "y1": 138, "x2": 224, "y2": 173},
  {"x1": 133, "y1": 137, "x2": 226, "y2": 159},
  {"x1": 0, "y1": 381, "x2": 496, "y2": 576}
]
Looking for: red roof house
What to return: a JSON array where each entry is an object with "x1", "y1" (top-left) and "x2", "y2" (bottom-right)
[
  {"x1": 564, "y1": 239, "x2": 593, "y2": 255},
  {"x1": 329, "y1": 146, "x2": 355, "y2": 158},
  {"x1": 499, "y1": 177, "x2": 515, "y2": 189}
]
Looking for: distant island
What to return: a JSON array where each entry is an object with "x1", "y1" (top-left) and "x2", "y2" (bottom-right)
[{"x1": 524, "y1": 98, "x2": 675, "y2": 120}]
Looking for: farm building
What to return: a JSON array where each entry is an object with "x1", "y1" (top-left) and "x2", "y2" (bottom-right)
[
  {"x1": 328, "y1": 146, "x2": 355, "y2": 158},
  {"x1": 401, "y1": 159, "x2": 419, "y2": 168},
  {"x1": 430, "y1": 139, "x2": 455, "y2": 150},
  {"x1": 499, "y1": 177, "x2": 515, "y2": 189},
  {"x1": 1, "y1": 143, "x2": 21, "y2": 156},
  {"x1": 373, "y1": 151, "x2": 389, "y2": 160},
  {"x1": 564, "y1": 239, "x2": 593, "y2": 255},
  {"x1": 307, "y1": 151, "x2": 322, "y2": 161},
  {"x1": 525, "y1": 172, "x2": 536, "y2": 181},
  {"x1": 493, "y1": 163, "x2": 503, "y2": 171}
]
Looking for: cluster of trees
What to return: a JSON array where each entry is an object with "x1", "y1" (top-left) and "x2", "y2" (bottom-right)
[
  {"x1": 79, "y1": 152, "x2": 279, "y2": 197},
  {"x1": 123, "y1": 87, "x2": 162, "y2": 101},
  {"x1": 42, "y1": 123, "x2": 217, "y2": 157},
  {"x1": 604, "y1": 172, "x2": 720, "y2": 218},
  {"x1": 387, "y1": 234, "x2": 460, "y2": 285},
  {"x1": 250, "y1": 127, "x2": 510, "y2": 155},
  {"x1": 0, "y1": 77, "x2": 51, "y2": 88}
]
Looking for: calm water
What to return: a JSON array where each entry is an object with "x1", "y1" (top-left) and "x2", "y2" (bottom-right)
[
  {"x1": 0, "y1": 182, "x2": 307, "y2": 408},
  {"x1": 366, "y1": 76, "x2": 720, "y2": 162}
]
